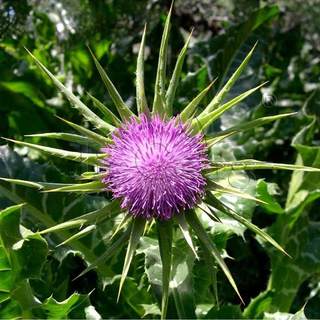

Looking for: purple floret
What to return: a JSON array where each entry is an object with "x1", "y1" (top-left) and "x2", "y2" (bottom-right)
[{"x1": 101, "y1": 114, "x2": 208, "y2": 220}]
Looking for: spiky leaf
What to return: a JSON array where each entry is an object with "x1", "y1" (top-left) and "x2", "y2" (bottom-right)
[
  {"x1": 185, "y1": 210, "x2": 243, "y2": 303},
  {"x1": 3, "y1": 138, "x2": 104, "y2": 166},
  {"x1": 166, "y1": 31, "x2": 192, "y2": 115},
  {"x1": 118, "y1": 218, "x2": 146, "y2": 301},
  {"x1": 199, "y1": 43, "x2": 257, "y2": 116},
  {"x1": 152, "y1": 5, "x2": 172, "y2": 116},
  {"x1": 206, "y1": 112, "x2": 296, "y2": 147},
  {"x1": 89, "y1": 48, "x2": 135, "y2": 121},
  {"x1": 56, "y1": 225, "x2": 96, "y2": 247},
  {"x1": 193, "y1": 82, "x2": 266, "y2": 132},
  {"x1": 180, "y1": 80, "x2": 215, "y2": 122},
  {"x1": 26, "y1": 48, "x2": 112, "y2": 134},
  {"x1": 43, "y1": 181, "x2": 105, "y2": 193},
  {"x1": 57, "y1": 116, "x2": 111, "y2": 146},
  {"x1": 205, "y1": 192, "x2": 288, "y2": 256},
  {"x1": 88, "y1": 93, "x2": 121, "y2": 127},
  {"x1": 25, "y1": 132, "x2": 100, "y2": 149},
  {"x1": 75, "y1": 228, "x2": 130, "y2": 280},
  {"x1": 205, "y1": 159, "x2": 320, "y2": 174},
  {"x1": 38, "y1": 219, "x2": 87, "y2": 235},
  {"x1": 136, "y1": 24, "x2": 149, "y2": 115},
  {"x1": 175, "y1": 213, "x2": 198, "y2": 259}
]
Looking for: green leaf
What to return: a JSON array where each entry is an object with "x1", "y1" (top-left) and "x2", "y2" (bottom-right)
[
  {"x1": 205, "y1": 159, "x2": 320, "y2": 174},
  {"x1": 243, "y1": 290, "x2": 274, "y2": 318},
  {"x1": 287, "y1": 117, "x2": 320, "y2": 212},
  {"x1": 185, "y1": 210, "x2": 243, "y2": 303},
  {"x1": 199, "y1": 43, "x2": 257, "y2": 116},
  {"x1": 57, "y1": 116, "x2": 111, "y2": 146},
  {"x1": 0, "y1": 177, "x2": 79, "y2": 191},
  {"x1": 0, "y1": 204, "x2": 25, "y2": 248},
  {"x1": 118, "y1": 218, "x2": 146, "y2": 301},
  {"x1": 88, "y1": 93, "x2": 121, "y2": 127},
  {"x1": 206, "y1": 112, "x2": 296, "y2": 147},
  {"x1": 0, "y1": 204, "x2": 48, "y2": 315},
  {"x1": 205, "y1": 193, "x2": 288, "y2": 256},
  {"x1": 38, "y1": 219, "x2": 87, "y2": 235},
  {"x1": 205, "y1": 304, "x2": 243, "y2": 319},
  {"x1": 136, "y1": 24, "x2": 149, "y2": 115},
  {"x1": 141, "y1": 304, "x2": 161, "y2": 317},
  {"x1": 180, "y1": 80, "x2": 216, "y2": 122},
  {"x1": 166, "y1": 31, "x2": 192, "y2": 115},
  {"x1": 208, "y1": 180, "x2": 266, "y2": 204},
  {"x1": 25, "y1": 132, "x2": 101, "y2": 149},
  {"x1": 56, "y1": 225, "x2": 96, "y2": 247},
  {"x1": 156, "y1": 220, "x2": 173, "y2": 319},
  {"x1": 256, "y1": 180, "x2": 284, "y2": 214},
  {"x1": 152, "y1": 5, "x2": 172, "y2": 116},
  {"x1": 43, "y1": 180, "x2": 105, "y2": 193},
  {"x1": 26, "y1": 48, "x2": 112, "y2": 134},
  {"x1": 136, "y1": 236, "x2": 162, "y2": 286},
  {"x1": 88, "y1": 48, "x2": 135, "y2": 121},
  {"x1": 137, "y1": 237, "x2": 197, "y2": 318},
  {"x1": 35, "y1": 292, "x2": 91, "y2": 319},
  {"x1": 264, "y1": 308, "x2": 307, "y2": 320},
  {"x1": 248, "y1": 120, "x2": 320, "y2": 315},
  {"x1": 79, "y1": 171, "x2": 106, "y2": 181},
  {"x1": 193, "y1": 82, "x2": 266, "y2": 132},
  {"x1": 110, "y1": 214, "x2": 131, "y2": 240},
  {"x1": 3, "y1": 138, "x2": 104, "y2": 166}
]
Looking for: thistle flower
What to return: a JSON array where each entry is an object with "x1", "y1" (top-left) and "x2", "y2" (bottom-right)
[
  {"x1": 2, "y1": 6, "x2": 320, "y2": 320},
  {"x1": 101, "y1": 114, "x2": 208, "y2": 220}
]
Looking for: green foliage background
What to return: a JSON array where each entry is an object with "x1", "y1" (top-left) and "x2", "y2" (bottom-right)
[{"x1": 0, "y1": 0, "x2": 319, "y2": 318}]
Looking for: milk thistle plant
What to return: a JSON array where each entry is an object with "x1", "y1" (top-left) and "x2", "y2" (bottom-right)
[{"x1": 2, "y1": 7, "x2": 320, "y2": 319}]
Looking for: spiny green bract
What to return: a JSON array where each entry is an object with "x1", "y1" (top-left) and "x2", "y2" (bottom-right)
[{"x1": 2, "y1": 7, "x2": 320, "y2": 320}]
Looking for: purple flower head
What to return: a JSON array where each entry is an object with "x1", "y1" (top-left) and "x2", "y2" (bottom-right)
[{"x1": 101, "y1": 114, "x2": 208, "y2": 220}]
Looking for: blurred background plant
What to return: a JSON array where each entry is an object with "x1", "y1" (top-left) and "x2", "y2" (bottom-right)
[{"x1": 0, "y1": 0, "x2": 319, "y2": 318}]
